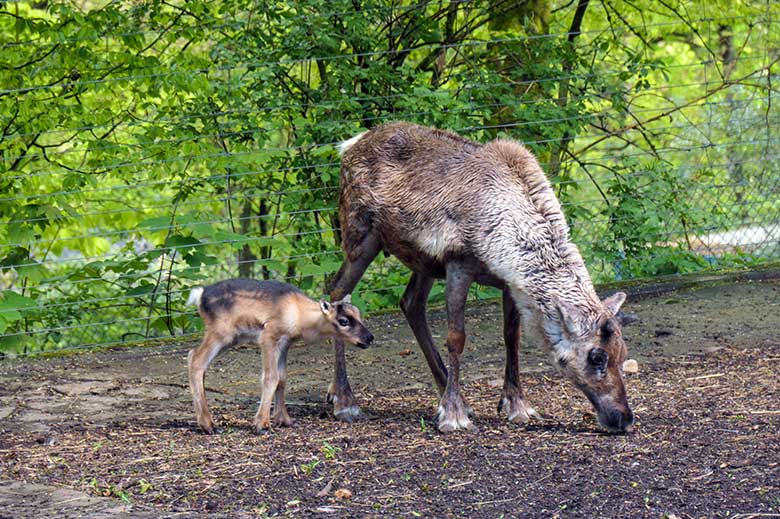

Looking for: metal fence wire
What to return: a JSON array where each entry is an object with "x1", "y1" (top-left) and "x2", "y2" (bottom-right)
[{"x1": 1, "y1": 1, "x2": 779, "y2": 356}]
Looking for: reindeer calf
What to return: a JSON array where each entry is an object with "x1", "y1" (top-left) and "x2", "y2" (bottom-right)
[{"x1": 187, "y1": 279, "x2": 373, "y2": 434}]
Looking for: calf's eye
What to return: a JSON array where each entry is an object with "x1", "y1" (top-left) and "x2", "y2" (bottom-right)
[{"x1": 338, "y1": 317, "x2": 349, "y2": 327}]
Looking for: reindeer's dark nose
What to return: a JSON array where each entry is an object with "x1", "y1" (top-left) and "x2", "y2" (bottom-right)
[
  {"x1": 355, "y1": 332, "x2": 374, "y2": 349},
  {"x1": 602, "y1": 407, "x2": 635, "y2": 434}
]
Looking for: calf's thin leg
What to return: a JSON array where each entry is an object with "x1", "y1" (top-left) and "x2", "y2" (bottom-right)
[
  {"x1": 188, "y1": 331, "x2": 232, "y2": 434},
  {"x1": 272, "y1": 336, "x2": 293, "y2": 427},
  {"x1": 437, "y1": 264, "x2": 475, "y2": 433},
  {"x1": 400, "y1": 272, "x2": 448, "y2": 392},
  {"x1": 498, "y1": 289, "x2": 540, "y2": 423},
  {"x1": 254, "y1": 335, "x2": 287, "y2": 432},
  {"x1": 327, "y1": 232, "x2": 381, "y2": 422}
]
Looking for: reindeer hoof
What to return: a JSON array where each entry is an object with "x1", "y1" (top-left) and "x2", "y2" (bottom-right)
[
  {"x1": 273, "y1": 415, "x2": 295, "y2": 427},
  {"x1": 499, "y1": 396, "x2": 540, "y2": 424},
  {"x1": 253, "y1": 418, "x2": 273, "y2": 434},
  {"x1": 437, "y1": 417, "x2": 477, "y2": 433},
  {"x1": 334, "y1": 406, "x2": 363, "y2": 423},
  {"x1": 436, "y1": 405, "x2": 476, "y2": 433},
  {"x1": 198, "y1": 422, "x2": 220, "y2": 435}
]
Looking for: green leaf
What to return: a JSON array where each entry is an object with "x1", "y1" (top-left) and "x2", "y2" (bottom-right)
[
  {"x1": 138, "y1": 217, "x2": 173, "y2": 232},
  {"x1": 164, "y1": 234, "x2": 203, "y2": 250}
]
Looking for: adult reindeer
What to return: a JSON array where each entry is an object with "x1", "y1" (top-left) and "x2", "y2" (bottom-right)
[{"x1": 327, "y1": 122, "x2": 634, "y2": 433}]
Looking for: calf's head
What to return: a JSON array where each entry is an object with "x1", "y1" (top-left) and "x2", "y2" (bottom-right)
[
  {"x1": 319, "y1": 294, "x2": 374, "y2": 348},
  {"x1": 550, "y1": 292, "x2": 634, "y2": 433}
]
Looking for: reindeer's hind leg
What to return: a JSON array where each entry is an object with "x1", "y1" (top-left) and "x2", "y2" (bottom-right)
[
  {"x1": 327, "y1": 231, "x2": 382, "y2": 422},
  {"x1": 498, "y1": 289, "x2": 540, "y2": 423},
  {"x1": 188, "y1": 330, "x2": 233, "y2": 434},
  {"x1": 400, "y1": 273, "x2": 448, "y2": 392}
]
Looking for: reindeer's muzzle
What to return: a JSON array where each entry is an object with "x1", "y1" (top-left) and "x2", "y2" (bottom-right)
[
  {"x1": 356, "y1": 331, "x2": 374, "y2": 349},
  {"x1": 597, "y1": 406, "x2": 634, "y2": 434},
  {"x1": 582, "y1": 387, "x2": 634, "y2": 434}
]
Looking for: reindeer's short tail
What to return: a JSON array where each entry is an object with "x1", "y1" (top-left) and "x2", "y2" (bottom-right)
[
  {"x1": 186, "y1": 287, "x2": 204, "y2": 307},
  {"x1": 337, "y1": 131, "x2": 368, "y2": 156}
]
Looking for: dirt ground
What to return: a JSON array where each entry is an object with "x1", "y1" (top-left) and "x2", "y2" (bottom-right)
[{"x1": 1, "y1": 277, "x2": 779, "y2": 518}]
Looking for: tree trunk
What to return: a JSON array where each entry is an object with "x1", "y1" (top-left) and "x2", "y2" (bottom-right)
[
  {"x1": 237, "y1": 199, "x2": 257, "y2": 278},
  {"x1": 548, "y1": 0, "x2": 590, "y2": 182},
  {"x1": 719, "y1": 25, "x2": 745, "y2": 216}
]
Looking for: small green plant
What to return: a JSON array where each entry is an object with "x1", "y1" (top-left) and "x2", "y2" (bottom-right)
[
  {"x1": 420, "y1": 417, "x2": 427, "y2": 433},
  {"x1": 300, "y1": 458, "x2": 321, "y2": 476},
  {"x1": 86, "y1": 477, "x2": 131, "y2": 502},
  {"x1": 137, "y1": 479, "x2": 153, "y2": 494},
  {"x1": 320, "y1": 441, "x2": 342, "y2": 460}
]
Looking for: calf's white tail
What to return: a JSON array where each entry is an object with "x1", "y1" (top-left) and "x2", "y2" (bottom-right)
[{"x1": 186, "y1": 287, "x2": 204, "y2": 307}]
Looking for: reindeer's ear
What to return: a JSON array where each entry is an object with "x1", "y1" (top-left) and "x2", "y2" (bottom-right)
[
  {"x1": 340, "y1": 294, "x2": 351, "y2": 304},
  {"x1": 615, "y1": 310, "x2": 638, "y2": 327},
  {"x1": 551, "y1": 296, "x2": 582, "y2": 337},
  {"x1": 320, "y1": 300, "x2": 331, "y2": 315},
  {"x1": 602, "y1": 291, "x2": 627, "y2": 316}
]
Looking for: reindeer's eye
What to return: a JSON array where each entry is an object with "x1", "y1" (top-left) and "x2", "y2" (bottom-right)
[
  {"x1": 588, "y1": 348, "x2": 608, "y2": 369},
  {"x1": 338, "y1": 317, "x2": 349, "y2": 327}
]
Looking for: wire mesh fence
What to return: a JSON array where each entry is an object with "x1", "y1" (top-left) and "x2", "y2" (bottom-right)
[{"x1": 1, "y1": 0, "x2": 779, "y2": 356}]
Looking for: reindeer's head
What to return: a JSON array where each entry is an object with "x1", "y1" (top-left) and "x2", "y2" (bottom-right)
[
  {"x1": 549, "y1": 292, "x2": 634, "y2": 433},
  {"x1": 319, "y1": 294, "x2": 374, "y2": 348}
]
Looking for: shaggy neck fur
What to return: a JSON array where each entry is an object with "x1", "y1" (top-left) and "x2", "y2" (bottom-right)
[{"x1": 481, "y1": 140, "x2": 604, "y2": 338}]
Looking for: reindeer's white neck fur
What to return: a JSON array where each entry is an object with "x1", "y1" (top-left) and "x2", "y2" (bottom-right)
[{"x1": 476, "y1": 140, "x2": 603, "y2": 341}]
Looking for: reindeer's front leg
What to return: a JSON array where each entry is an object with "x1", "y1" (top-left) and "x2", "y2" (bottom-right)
[
  {"x1": 437, "y1": 264, "x2": 476, "y2": 433},
  {"x1": 498, "y1": 289, "x2": 540, "y2": 424},
  {"x1": 328, "y1": 339, "x2": 362, "y2": 422},
  {"x1": 272, "y1": 336, "x2": 293, "y2": 427},
  {"x1": 188, "y1": 330, "x2": 232, "y2": 434},
  {"x1": 327, "y1": 231, "x2": 381, "y2": 422},
  {"x1": 253, "y1": 335, "x2": 286, "y2": 433},
  {"x1": 400, "y1": 272, "x2": 448, "y2": 392}
]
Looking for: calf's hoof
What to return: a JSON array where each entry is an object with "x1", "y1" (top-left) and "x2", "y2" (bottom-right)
[
  {"x1": 253, "y1": 418, "x2": 272, "y2": 434},
  {"x1": 273, "y1": 414, "x2": 295, "y2": 427},
  {"x1": 198, "y1": 419, "x2": 219, "y2": 435}
]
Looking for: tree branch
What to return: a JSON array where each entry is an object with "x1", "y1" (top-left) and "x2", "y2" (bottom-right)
[{"x1": 573, "y1": 56, "x2": 780, "y2": 157}]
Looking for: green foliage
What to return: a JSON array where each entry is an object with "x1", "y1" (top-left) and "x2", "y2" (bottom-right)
[
  {"x1": 299, "y1": 458, "x2": 321, "y2": 476},
  {"x1": 320, "y1": 441, "x2": 341, "y2": 460},
  {"x1": 1, "y1": 0, "x2": 779, "y2": 354}
]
